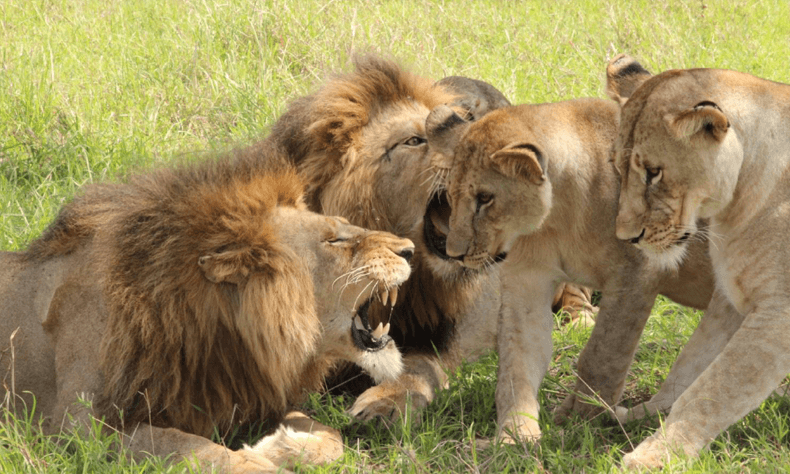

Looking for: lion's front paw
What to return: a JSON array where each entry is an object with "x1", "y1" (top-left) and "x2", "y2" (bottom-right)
[
  {"x1": 497, "y1": 416, "x2": 541, "y2": 444},
  {"x1": 613, "y1": 405, "x2": 632, "y2": 423},
  {"x1": 622, "y1": 423, "x2": 701, "y2": 470},
  {"x1": 348, "y1": 383, "x2": 429, "y2": 423},
  {"x1": 622, "y1": 435, "x2": 671, "y2": 470},
  {"x1": 554, "y1": 390, "x2": 606, "y2": 424}
]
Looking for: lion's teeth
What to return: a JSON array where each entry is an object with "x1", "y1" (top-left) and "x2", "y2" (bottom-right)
[
  {"x1": 354, "y1": 315, "x2": 365, "y2": 331},
  {"x1": 382, "y1": 322, "x2": 390, "y2": 336},
  {"x1": 381, "y1": 289, "x2": 389, "y2": 305},
  {"x1": 371, "y1": 322, "x2": 385, "y2": 339},
  {"x1": 389, "y1": 287, "x2": 398, "y2": 306}
]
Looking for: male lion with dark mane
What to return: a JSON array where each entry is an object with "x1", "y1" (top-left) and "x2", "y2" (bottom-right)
[
  {"x1": 243, "y1": 55, "x2": 596, "y2": 421},
  {"x1": 0, "y1": 156, "x2": 414, "y2": 472}
]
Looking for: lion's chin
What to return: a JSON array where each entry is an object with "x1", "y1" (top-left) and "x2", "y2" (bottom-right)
[
  {"x1": 355, "y1": 342, "x2": 403, "y2": 384},
  {"x1": 423, "y1": 190, "x2": 503, "y2": 277},
  {"x1": 349, "y1": 299, "x2": 404, "y2": 383},
  {"x1": 641, "y1": 242, "x2": 689, "y2": 273}
]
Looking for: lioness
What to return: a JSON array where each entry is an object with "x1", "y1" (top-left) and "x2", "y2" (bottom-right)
[
  {"x1": 244, "y1": 56, "x2": 597, "y2": 421},
  {"x1": 0, "y1": 157, "x2": 414, "y2": 472},
  {"x1": 603, "y1": 53, "x2": 790, "y2": 469},
  {"x1": 425, "y1": 98, "x2": 716, "y2": 442}
]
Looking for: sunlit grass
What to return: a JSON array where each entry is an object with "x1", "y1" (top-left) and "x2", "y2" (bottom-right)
[{"x1": 2, "y1": 0, "x2": 790, "y2": 471}]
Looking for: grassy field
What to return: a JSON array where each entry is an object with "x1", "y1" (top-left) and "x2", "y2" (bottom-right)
[{"x1": 2, "y1": 0, "x2": 790, "y2": 472}]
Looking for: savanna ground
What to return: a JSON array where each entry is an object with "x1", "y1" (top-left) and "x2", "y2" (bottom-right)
[{"x1": 2, "y1": 1, "x2": 790, "y2": 472}]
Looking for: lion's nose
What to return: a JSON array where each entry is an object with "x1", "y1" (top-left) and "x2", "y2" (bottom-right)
[{"x1": 397, "y1": 248, "x2": 415, "y2": 262}]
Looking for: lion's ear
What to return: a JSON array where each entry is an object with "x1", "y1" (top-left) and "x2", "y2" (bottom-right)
[
  {"x1": 425, "y1": 105, "x2": 470, "y2": 157},
  {"x1": 606, "y1": 54, "x2": 652, "y2": 105},
  {"x1": 490, "y1": 142, "x2": 546, "y2": 185},
  {"x1": 198, "y1": 252, "x2": 251, "y2": 285},
  {"x1": 666, "y1": 101, "x2": 730, "y2": 143}
]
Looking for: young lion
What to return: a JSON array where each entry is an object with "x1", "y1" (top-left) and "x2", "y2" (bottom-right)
[
  {"x1": 425, "y1": 99, "x2": 716, "y2": 443},
  {"x1": 603, "y1": 54, "x2": 790, "y2": 469},
  {"x1": 0, "y1": 157, "x2": 414, "y2": 472}
]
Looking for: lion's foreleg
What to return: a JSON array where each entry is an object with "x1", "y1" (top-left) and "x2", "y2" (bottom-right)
[
  {"x1": 122, "y1": 423, "x2": 281, "y2": 473},
  {"x1": 494, "y1": 273, "x2": 555, "y2": 442},
  {"x1": 623, "y1": 306, "x2": 790, "y2": 469},
  {"x1": 615, "y1": 289, "x2": 744, "y2": 423},
  {"x1": 348, "y1": 353, "x2": 448, "y2": 422},
  {"x1": 556, "y1": 282, "x2": 659, "y2": 421}
]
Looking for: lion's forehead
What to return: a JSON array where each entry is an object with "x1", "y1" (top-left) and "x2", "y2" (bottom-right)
[{"x1": 360, "y1": 104, "x2": 431, "y2": 147}]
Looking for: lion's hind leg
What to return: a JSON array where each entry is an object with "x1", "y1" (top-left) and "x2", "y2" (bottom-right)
[
  {"x1": 552, "y1": 282, "x2": 597, "y2": 327},
  {"x1": 123, "y1": 423, "x2": 281, "y2": 473},
  {"x1": 244, "y1": 411, "x2": 343, "y2": 469}
]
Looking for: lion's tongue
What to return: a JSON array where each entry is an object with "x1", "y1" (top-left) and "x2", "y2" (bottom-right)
[{"x1": 429, "y1": 204, "x2": 450, "y2": 236}]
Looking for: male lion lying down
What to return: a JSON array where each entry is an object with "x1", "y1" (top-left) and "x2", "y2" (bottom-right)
[{"x1": 0, "y1": 157, "x2": 414, "y2": 472}]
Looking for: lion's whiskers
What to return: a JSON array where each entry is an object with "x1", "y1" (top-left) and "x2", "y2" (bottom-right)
[
  {"x1": 351, "y1": 280, "x2": 376, "y2": 312},
  {"x1": 332, "y1": 265, "x2": 372, "y2": 289},
  {"x1": 417, "y1": 164, "x2": 439, "y2": 181},
  {"x1": 428, "y1": 169, "x2": 450, "y2": 201},
  {"x1": 339, "y1": 266, "x2": 373, "y2": 287},
  {"x1": 334, "y1": 266, "x2": 375, "y2": 305}
]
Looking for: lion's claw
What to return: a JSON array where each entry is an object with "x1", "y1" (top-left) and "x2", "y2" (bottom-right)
[{"x1": 348, "y1": 384, "x2": 429, "y2": 424}]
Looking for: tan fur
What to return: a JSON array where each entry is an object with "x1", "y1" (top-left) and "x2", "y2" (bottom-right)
[
  {"x1": 243, "y1": 56, "x2": 598, "y2": 422},
  {"x1": 606, "y1": 54, "x2": 790, "y2": 469},
  {"x1": 1, "y1": 157, "x2": 415, "y2": 472},
  {"x1": 426, "y1": 99, "x2": 717, "y2": 442}
]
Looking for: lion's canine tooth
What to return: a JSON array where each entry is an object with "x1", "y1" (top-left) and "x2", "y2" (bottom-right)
[
  {"x1": 371, "y1": 322, "x2": 385, "y2": 339},
  {"x1": 389, "y1": 287, "x2": 398, "y2": 306},
  {"x1": 381, "y1": 289, "x2": 389, "y2": 305},
  {"x1": 383, "y1": 322, "x2": 390, "y2": 336},
  {"x1": 354, "y1": 315, "x2": 365, "y2": 331}
]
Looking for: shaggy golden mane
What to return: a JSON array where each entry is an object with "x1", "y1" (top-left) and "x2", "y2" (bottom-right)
[
  {"x1": 26, "y1": 159, "x2": 333, "y2": 437},
  {"x1": 255, "y1": 55, "x2": 456, "y2": 218}
]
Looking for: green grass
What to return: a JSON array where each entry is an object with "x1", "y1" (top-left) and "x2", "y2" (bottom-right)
[{"x1": 2, "y1": 0, "x2": 790, "y2": 472}]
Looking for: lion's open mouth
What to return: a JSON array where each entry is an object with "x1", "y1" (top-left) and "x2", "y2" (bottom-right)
[
  {"x1": 424, "y1": 191, "x2": 508, "y2": 265},
  {"x1": 351, "y1": 299, "x2": 394, "y2": 352},
  {"x1": 423, "y1": 191, "x2": 452, "y2": 260}
]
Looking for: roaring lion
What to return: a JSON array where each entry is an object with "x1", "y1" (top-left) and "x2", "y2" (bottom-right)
[
  {"x1": 0, "y1": 156, "x2": 414, "y2": 472},
  {"x1": 244, "y1": 56, "x2": 597, "y2": 422},
  {"x1": 600, "y1": 54, "x2": 790, "y2": 469},
  {"x1": 424, "y1": 96, "x2": 718, "y2": 442}
]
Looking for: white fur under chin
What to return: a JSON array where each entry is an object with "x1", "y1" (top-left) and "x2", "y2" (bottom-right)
[
  {"x1": 641, "y1": 243, "x2": 688, "y2": 272},
  {"x1": 358, "y1": 341, "x2": 404, "y2": 384}
]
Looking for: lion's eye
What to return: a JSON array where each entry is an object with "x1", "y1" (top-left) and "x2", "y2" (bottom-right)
[
  {"x1": 476, "y1": 191, "x2": 494, "y2": 212},
  {"x1": 325, "y1": 236, "x2": 349, "y2": 244},
  {"x1": 403, "y1": 136, "x2": 426, "y2": 147},
  {"x1": 645, "y1": 167, "x2": 662, "y2": 185}
]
